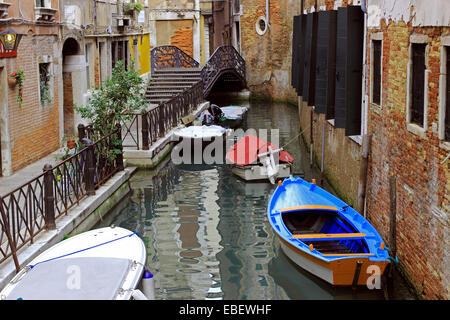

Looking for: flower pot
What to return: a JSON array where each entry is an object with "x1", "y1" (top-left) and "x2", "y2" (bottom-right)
[
  {"x1": 8, "y1": 77, "x2": 17, "y2": 88},
  {"x1": 67, "y1": 140, "x2": 76, "y2": 149}
]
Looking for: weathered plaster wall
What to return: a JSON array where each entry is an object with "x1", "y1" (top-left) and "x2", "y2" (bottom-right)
[{"x1": 240, "y1": 0, "x2": 300, "y2": 103}]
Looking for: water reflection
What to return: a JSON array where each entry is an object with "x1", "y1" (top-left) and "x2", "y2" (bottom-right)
[{"x1": 96, "y1": 100, "x2": 412, "y2": 300}]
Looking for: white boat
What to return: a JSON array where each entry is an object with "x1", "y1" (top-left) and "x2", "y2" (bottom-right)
[
  {"x1": 172, "y1": 125, "x2": 227, "y2": 141},
  {"x1": 0, "y1": 226, "x2": 154, "y2": 300}
]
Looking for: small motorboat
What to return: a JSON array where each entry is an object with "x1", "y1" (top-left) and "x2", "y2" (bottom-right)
[
  {"x1": 267, "y1": 176, "x2": 390, "y2": 286},
  {"x1": 219, "y1": 105, "x2": 248, "y2": 128},
  {"x1": 172, "y1": 125, "x2": 226, "y2": 141},
  {"x1": 226, "y1": 134, "x2": 294, "y2": 184},
  {"x1": 172, "y1": 125, "x2": 227, "y2": 164},
  {"x1": 0, "y1": 226, "x2": 154, "y2": 300},
  {"x1": 199, "y1": 104, "x2": 248, "y2": 129}
]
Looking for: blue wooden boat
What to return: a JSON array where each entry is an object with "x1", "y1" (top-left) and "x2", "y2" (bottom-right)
[{"x1": 267, "y1": 176, "x2": 390, "y2": 286}]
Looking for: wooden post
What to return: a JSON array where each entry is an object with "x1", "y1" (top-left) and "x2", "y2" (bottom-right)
[
  {"x1": 389, "y1": 176, "x2": 397, "y2": 258},
  {"x1": 115, "y1": 123, "x2": 124, "y2": 171},
  {"x1": 141, "y1": 112, "x2": 149, "y2": 150},
  {"x1": 83, "y1": 139, "x2": 96, "y2": 196},
  {"x1": 357, "y1": 134, "x2": 371, "y2": 215},
  {"x1": 310, "y1": 108, "x2": 314, "y2": 168},
  {"x1": 43, "y1": 163, "x2": 56, "y2": 230},
  {"x1": 77, "y1": 123, "x2": 86, "y2": 141},
  {"x1": 320, "y1": 121, "x2": 326, "y2": 186}
]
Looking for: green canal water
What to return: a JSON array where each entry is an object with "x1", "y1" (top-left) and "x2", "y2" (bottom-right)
[{"x1": 96, "y1": 99, "x2": 416, "y2": 300}]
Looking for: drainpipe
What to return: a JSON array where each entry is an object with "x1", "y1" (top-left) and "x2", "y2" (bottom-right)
[{"x1": 266, "y1": 0, "x2": 270, "y2": 30}]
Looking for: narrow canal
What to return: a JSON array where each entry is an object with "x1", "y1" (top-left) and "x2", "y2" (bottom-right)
[{"x1": 96, "y1": 98, "x2": 415, "y2": 300}]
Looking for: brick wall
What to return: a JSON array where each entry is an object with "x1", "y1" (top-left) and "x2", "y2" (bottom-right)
[
  {"x1": 366, "y1": 20, "x2": 450, "y2": 299},
  {"x1": 170, "y1": 27, "x2": 194, "y2": 57},
  {"x1": 7, "y1": 35, "x2": 60, "y2": 172},
  {"x1": 241, "y1": 0, "x2": 300, "y2": 103}
]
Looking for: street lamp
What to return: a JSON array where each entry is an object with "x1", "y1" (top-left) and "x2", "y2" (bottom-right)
[{"x1": 0, "y1": 28, "x2": 23, "y2": 51}]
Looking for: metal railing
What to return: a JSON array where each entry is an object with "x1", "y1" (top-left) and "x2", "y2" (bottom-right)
[
  {"x1": 0, "y1": 124, "x2": 123, "y2": 271},
  {"x1": 120, "y1": 80, "x2": 204, "y2": 150},
  {"x1": 150, "y1": 45, "x2": 200, "y2": 72},
  {"x1": 201, "y1": 46, "x2": 246, "y2": 96}
]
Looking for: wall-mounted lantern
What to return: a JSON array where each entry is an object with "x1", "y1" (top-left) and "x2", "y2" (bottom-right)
[{"x1": 0, "y1": 28, "x2": 23, "y2": 57}]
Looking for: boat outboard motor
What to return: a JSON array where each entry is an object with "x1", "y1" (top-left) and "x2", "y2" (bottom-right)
[
  {"x1": 201, "y1": 110, "x2": 215, "y2": 126},
  {"x1": 209, "y1": 104, "x2": 224, "y2": 124},
  {"x1": 258, "y1": 146, "x2": 282, "y2": 184}
]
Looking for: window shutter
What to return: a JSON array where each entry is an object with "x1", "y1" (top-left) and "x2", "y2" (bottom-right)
[
  {"x1": 314, "y1": 10, "x2": 337, "y2": 116},
  {"x1": 295, "y1": 14, "x2": 306, "y2": 95},
  {"x1": 302, "y1": 12, "x2": 318, "y2": 105},
  {"x1": 334, "y1": 6, "x2": 364, "y2": 136},
  {"x1": 291, "y1": 15, "x2": 300, "y2": 89}
]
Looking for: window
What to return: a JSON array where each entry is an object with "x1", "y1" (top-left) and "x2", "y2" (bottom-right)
[
  {"x1": 35, "y1": 0, "x2": 50, "y2": 7},
  {"x1": 85, "y1": 44, "x2": 90, "y2": 89},
  {"x1": 410, "y1": 43, "x2": 426, "y2": 127},
  {"x1": 372, "y1": 40, "x2": 382, "y2": 105},
  {"x1": 39, "y1": 63, "x2": 51, "y2": 105},
  {"x1": 112, "y1": 40, "x2": 129, "y2": 70}
]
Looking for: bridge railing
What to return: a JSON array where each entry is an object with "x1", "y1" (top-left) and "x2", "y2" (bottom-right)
[
  {"x1": 201, "y1": 45, "x2": 246, "y2": 96},
  {"x1": 150, "y1": 46, "x2": 200, "y2": 73}
]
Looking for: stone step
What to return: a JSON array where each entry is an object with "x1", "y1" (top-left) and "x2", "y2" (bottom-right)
[{"x1": 153, "y1": 67, "x2": 201, "y2": 74}]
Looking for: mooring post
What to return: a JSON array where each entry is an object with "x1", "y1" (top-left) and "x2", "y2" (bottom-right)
[
  {"x1": 310, "y1": 108, "x2": 314, "y2": 168},
  {"x1": 142, "y1": 112, "x2": 150, "y2": 150},
  {"x1": 389, "y1": 175, "x2": 397, "y2": 267},
  {"x1": 320, "y1": 121, "x2": 326, "y2": 186},
  {"x1": 357, "y1": 134, "x2": 371, "y2": 216},
  {"x1": 43, "y1": 163, "x2": 56, "y2": 230}
]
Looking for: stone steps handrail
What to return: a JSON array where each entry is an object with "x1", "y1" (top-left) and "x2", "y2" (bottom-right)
[{"x1": 150, "y1": 46, "x2": 200, "y2": 73}]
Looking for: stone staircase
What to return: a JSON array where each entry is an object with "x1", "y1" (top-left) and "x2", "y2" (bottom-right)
[{"x1": 145, "y1": 68, "x2": 202, "y2": 105}]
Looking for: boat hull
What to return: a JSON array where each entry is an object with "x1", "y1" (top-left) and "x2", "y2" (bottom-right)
[
  {"x1": 232, "y1": 163, "x2": 292, "y2": 182},
  {"x1": 267, "y1": 176, "x2": 391, "y2": 287},
  {"x1": 278, "y1": 235, "x2": 389, "y2": 286},
  {"x1": 0, "y1": 227, "x2": 147, "y2": 300}
]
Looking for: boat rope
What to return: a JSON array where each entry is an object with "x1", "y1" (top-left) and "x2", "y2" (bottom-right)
[
  {"x1": 28, "y1": 232, "x2": 140, "y2": 269},
  {"x1": 280, "y1": 124, "x2": 310, "y2": 149}
]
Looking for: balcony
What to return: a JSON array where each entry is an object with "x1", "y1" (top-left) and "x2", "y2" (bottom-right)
[
  {"x1": 0, "y1": 2, "x2": 11, "y2": 19},
  {"x1": 35, "y1": 6, "x2": 57, "y2": 22}
]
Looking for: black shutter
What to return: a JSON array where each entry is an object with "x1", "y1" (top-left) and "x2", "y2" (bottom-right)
[
  {"x1": 302, "y1": 12, "x2": 318, "y2": 105},
  {"x1": 315, "y1": 10, "x2": 337, "y2": 115},
  {"x1": 291, "y1": 15, "x2": 299, "y2": 89},
  {"x1": 295, "y1": 15, "x2": 306, "y2": 95},
  {"x1": 334, "y1": 6, "x2": 364, "y2": 136}
]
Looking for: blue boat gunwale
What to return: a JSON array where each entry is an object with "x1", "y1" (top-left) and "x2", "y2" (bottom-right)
[{"x1": 267, "y1": 176, "x2": 390, "y2": 263}]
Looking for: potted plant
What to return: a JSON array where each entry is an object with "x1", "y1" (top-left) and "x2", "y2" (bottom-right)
[
  {"x1": 9, "y1": 70, "x2": 25, "y2": 108},
  {"x1": 62, "y1": 135, "x2": 78, "y2": 150}
]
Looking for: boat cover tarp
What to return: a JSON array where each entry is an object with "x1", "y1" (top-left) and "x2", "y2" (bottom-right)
[
  {"x1": 226, "y1": 134, "x2": 294, "y2": 165},
  {"x1": 174, "y1": 125, "x2": 226, "y2": 139},
  {"x1": 220, "y1": 106, "x2": 248, "y2": 120},
  {"x1": 6, "y1": 257, "x2": 131, "y2": 300}
]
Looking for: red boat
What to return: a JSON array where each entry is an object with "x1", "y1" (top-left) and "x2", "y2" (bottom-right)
[{"x1": 226, "y1": 135, "x2": 294, "y2": 184}]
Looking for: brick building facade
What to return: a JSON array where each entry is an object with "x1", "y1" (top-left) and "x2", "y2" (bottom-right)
[
  {"x1": 0, "y1": 0, "x2": 61, "y2": 176},
  {"x1": 0, "y1": 0, "x2": 152, "y2": 177},
  {"x1": 289, "y1": 0, "x2": 449, "y2": 299}
]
